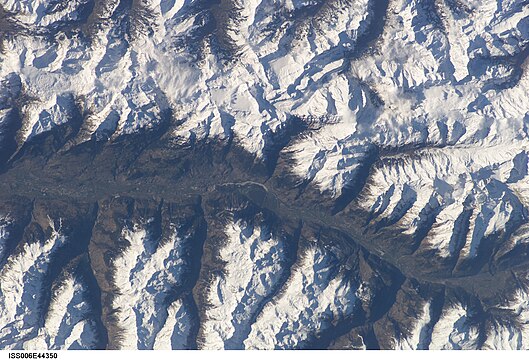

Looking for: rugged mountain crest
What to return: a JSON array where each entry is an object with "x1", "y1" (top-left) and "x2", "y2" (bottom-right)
[{"x1": 1, "y1": 0, "x2": 529, "y2": 350}]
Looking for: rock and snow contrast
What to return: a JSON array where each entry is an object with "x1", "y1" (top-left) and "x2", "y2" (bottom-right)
[
  {"x1": 1, "y1": 0, "x2": 529, "y2": 350},
  {"x1": 0, "y1": 211, "x2": 102, "y2": 350}
]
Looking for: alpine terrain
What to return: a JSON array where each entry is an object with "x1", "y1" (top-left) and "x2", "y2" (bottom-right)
[{"x1": 1, "y1": 0, "x2": 529, "y2": 350}]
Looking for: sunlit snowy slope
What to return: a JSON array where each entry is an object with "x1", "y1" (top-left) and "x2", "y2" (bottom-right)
[{"x1": 1, "y1": 0, "x2": 529, "y2": 350}]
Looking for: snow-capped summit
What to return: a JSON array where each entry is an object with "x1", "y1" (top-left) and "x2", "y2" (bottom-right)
[{"x1": 1, "y1": 0, "x2": 529, "y2": 350}]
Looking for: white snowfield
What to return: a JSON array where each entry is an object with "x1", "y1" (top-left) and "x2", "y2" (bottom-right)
[
  {"x1": 1, "y1": 0, "x2": 529, "y2": 350},
  {"x1": 394, "y1": 297, "x2": 482, "y2": 350},
  {"x1": 2, "y1": 212, "x2": 529, "y2": 349},
  {"x1": 392, "y1": 291, "x2": 529, "y2": 350},
  {"x1": 1, "y1": 0, "x2": 528, "y2": 249},
  {"x1": 152, "y1": 298, "x2": 193, "y2": 350},
  {"x1": 244, "y1": 245, "x2": 359, "y2": 349},
  {"x1": 22, "y1": 274, "x2": 99, "y2": 350},
  {"x1": 196, "y1": 218, "x2": 363, "y2": 349},
  {"x1": 0, "y1": 219, "x2": 98, "y2": 350},
  {"x1": 110, "y1": 220, "x2": 192, "y2": 349},
  {"x1": 359, "y1": 143, "x2": 529, "y2": 263},
  {"x1": 0, "y1": 218, "x2": 11, "y2": 264},
  {"x1": 199, "y1": 220, "x2": 288, "y2": 349}
]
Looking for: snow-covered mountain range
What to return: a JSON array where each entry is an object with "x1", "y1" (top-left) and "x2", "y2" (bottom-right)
[{"x1": 1, "y1": 0, "x2": 529, "y2": 349}]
